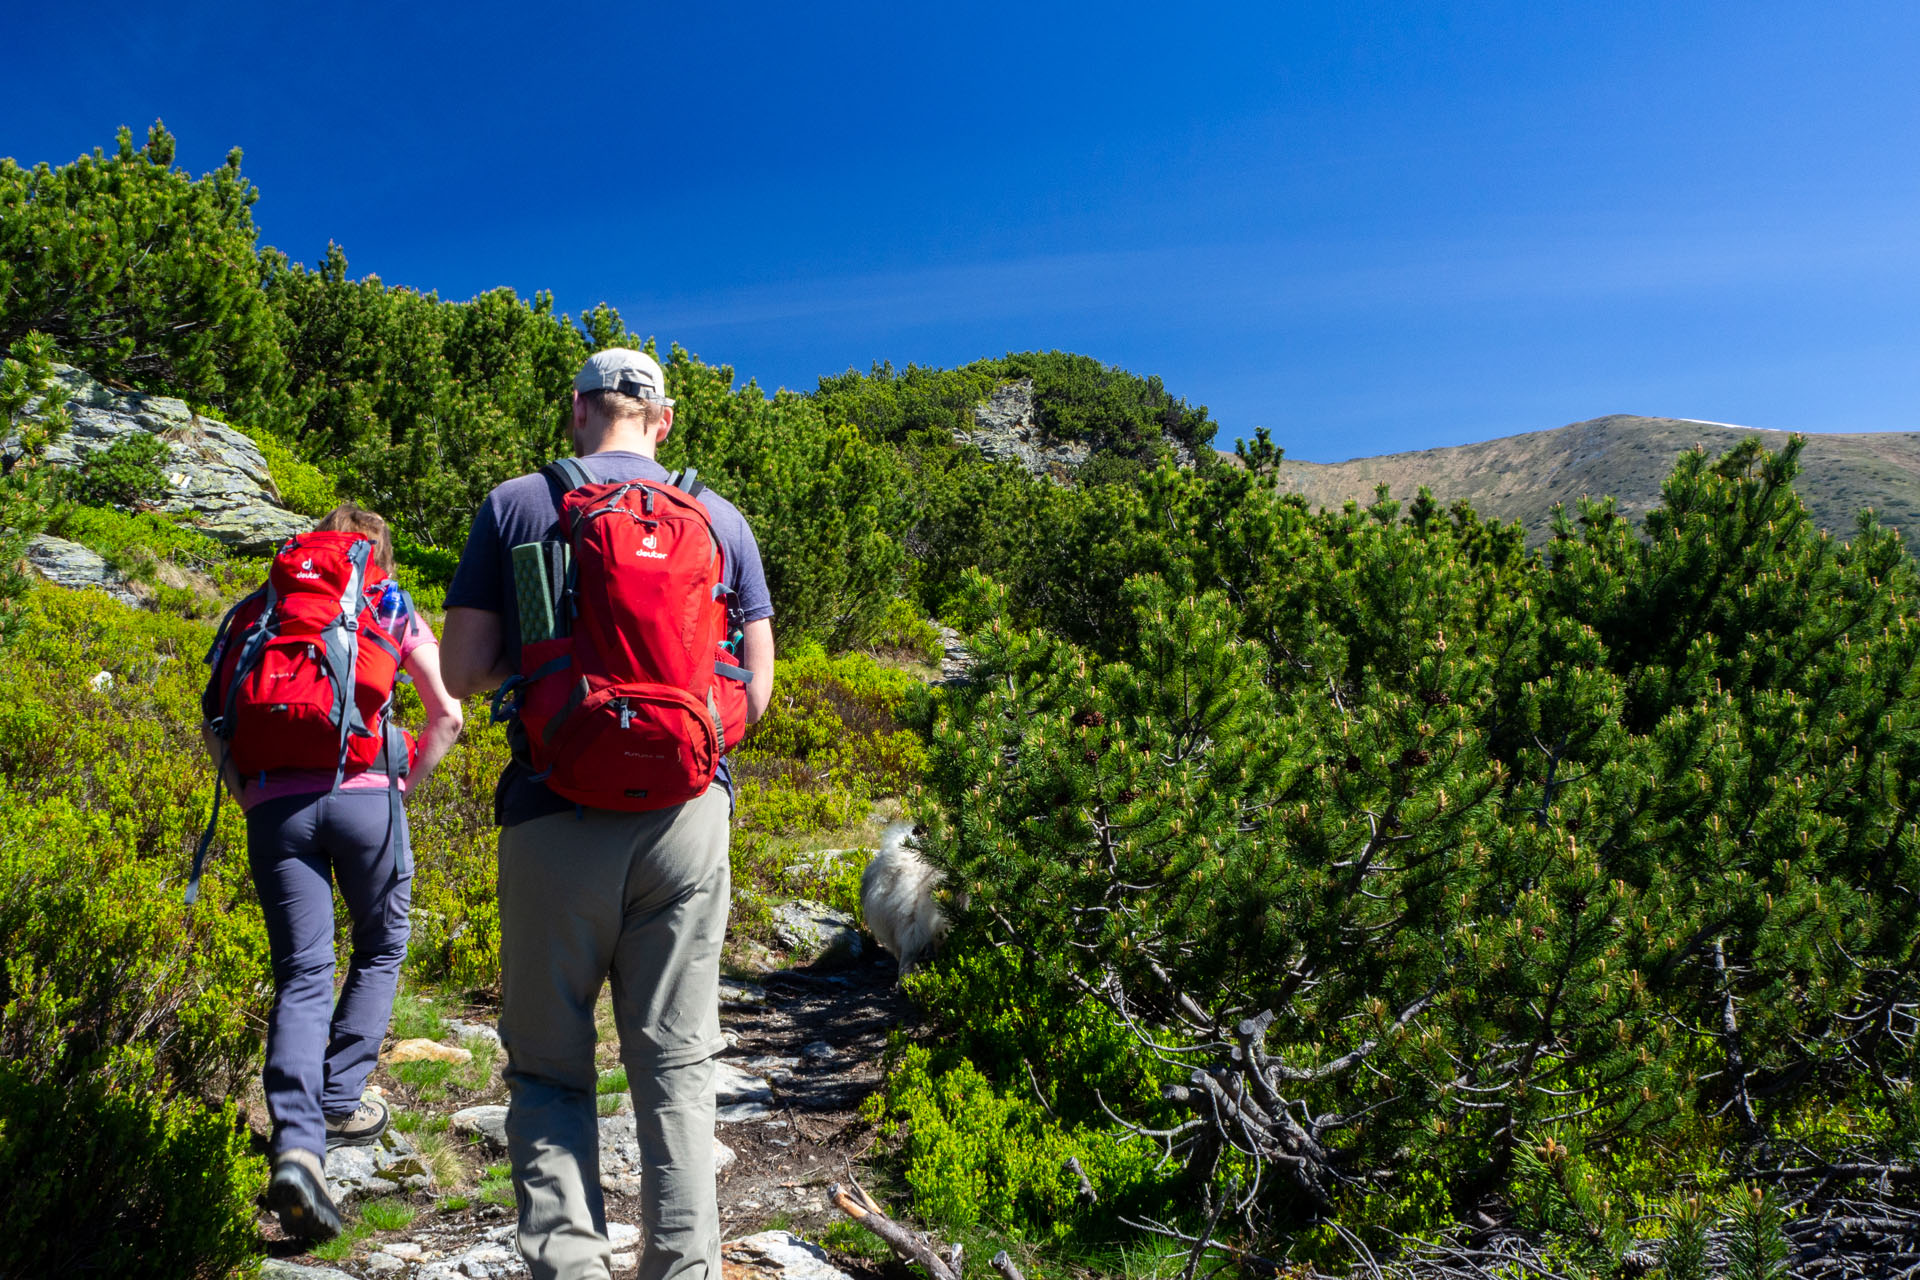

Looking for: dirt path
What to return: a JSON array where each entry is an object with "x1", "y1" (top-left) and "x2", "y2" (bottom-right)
[
  {"x1": 707, "y1": 962, "x2": 912, "y2": 1241},
  {"x1": 257, "y1": 954, "x2": 914, "y2": 1277}
]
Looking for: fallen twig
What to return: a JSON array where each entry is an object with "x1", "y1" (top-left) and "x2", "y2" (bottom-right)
[
  {"x1": 990, "y1": 1250, "x2": 1028, "y2": 1280},
  {"x1": 827, "y1": 1180, "x2": 964, "y2": 1280}
]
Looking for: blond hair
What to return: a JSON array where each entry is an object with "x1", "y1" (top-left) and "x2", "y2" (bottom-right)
[
  {"x1": 314, "y1": 502, "x2": 394, "y2": 574},
  {"x1": 578, "y1": 387, "x2": 667, "y2": 429}
]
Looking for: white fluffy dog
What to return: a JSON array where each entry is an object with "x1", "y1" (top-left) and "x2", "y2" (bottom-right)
[{"x1": 860, "y1": 821, "x2": 956, "y2": 979}]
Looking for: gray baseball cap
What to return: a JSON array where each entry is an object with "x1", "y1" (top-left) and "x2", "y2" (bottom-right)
[{"x1": 574, "y1": 348, "x2": 672, "y2": 403}]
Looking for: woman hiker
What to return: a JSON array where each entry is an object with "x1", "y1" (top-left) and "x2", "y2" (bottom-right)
[{"x1": 199, "y1": 501, "x2": 464, "y2": 1240}]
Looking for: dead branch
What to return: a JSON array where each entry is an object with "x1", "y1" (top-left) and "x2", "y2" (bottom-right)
[
  {"x1": 1064, "y1": 1155, "x2": 1097, "y2": 1206},
  {"x1": 827, "y1": 1181, "x2": 963, "y2": 1280},
  {"x1": 989, "y1": 1251, "x2": 1027, "y2": 1280}
]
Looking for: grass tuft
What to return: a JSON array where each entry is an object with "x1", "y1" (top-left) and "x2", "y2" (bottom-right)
[
  {"x1": 389, "y1": 989, "x2": 449, "y2": 1043},
  {"x1": 360, "y1": 1197, "x2": 418, "y2": 1232}
]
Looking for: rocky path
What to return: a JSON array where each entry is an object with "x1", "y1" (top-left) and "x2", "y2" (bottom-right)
[{"x1": 258, "y1": 955, "x2": 913, "y2": 1280}]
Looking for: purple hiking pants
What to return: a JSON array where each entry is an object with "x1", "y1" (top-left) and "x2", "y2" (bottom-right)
[{"x1": 247, "y1": 788, "x2": 412, "y2": 1159}]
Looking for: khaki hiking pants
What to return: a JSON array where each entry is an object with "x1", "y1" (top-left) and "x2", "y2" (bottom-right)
[{"x1": 497, "y1": 787, "x2": 731, "y2": 1280}]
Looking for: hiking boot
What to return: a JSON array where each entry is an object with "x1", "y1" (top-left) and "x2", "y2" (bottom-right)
[
  {"x1": 267, "y1": 1149, "x2": 341, "y2": 1242},
  {"x1": 324, "y1": 1093, "x2": 390, "y2": 1149}
]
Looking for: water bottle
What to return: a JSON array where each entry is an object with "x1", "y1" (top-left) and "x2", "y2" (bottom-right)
[{"x1": 375, "y1": 580, "x2": 408, "y2": 635}]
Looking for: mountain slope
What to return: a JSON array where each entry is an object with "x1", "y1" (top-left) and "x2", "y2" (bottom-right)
[{"x1": 1270, "y1": 415, "x2": 1920, "y2": 543}]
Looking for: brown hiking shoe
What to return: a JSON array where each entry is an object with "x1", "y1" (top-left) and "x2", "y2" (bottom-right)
[
  {"x1": 323, "y1": 1093, "x2": 389, "y2": 1150},
  {"x1": 268, "y1": 1148, "x2": 341, "y2": 1242}
]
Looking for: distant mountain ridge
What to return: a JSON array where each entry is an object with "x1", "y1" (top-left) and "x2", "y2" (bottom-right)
[{"x1": 1262, "y1": 415, "x2": 1920, "y2": 545}]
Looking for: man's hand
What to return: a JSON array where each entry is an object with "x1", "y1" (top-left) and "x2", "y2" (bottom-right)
[{"x1": 441, "y1": 607, "x2": 512, "y2": 700}]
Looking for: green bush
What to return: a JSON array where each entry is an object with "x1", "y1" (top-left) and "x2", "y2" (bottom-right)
[
  {"x1": 0, "y1": 333, "x2": 71, "y2": 645},
  {"x1": 911, "y1": 440, "x2": 1920, "y2": 1257},
  {"x1": 0, "y1": 586, "x2": 270, "y2": 1272},
  {"x1": 0, "y1": 122, "x2": 285, "y2": 426},
  {"x1": 230, "y1": 418, "x2": 338, "y2": 518},
  {"x1": 865, "y1": 1044, "x2": 1164, "y2": 1240},
  {"x1": 733, "y1": 645, "x2": 926, "y2": 839},
  {"x1": 0, "y1": 1062, "x2": 263, "y2": 1278},
  {"x1": 64, "y1": 432, "x2": 171, "y2": 511}
]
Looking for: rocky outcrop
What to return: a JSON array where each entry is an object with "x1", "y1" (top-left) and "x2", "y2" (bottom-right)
[
  {"x1": 954, "y1": 379, "x2": 1090, "y2": 481},
  {"x1": 16, "y1": 364, "x2": 310, "y2": 555},
  {"x1": 953, "y1": 377, "x2": 1199, "y2": 481},
  {"x1": 24, "y1": 534, "x2": 142, "y2": 606}
]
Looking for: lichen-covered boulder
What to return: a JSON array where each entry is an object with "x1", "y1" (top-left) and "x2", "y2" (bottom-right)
[{"x1": 18, "y1": 364, "x2": 311, "y2": 555}]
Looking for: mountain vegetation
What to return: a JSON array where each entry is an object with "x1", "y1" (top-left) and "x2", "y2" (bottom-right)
[
  {"x1": 1272, "y1": 413, "x2": 1920, "y2": 546},
  {"x1": 3, "y1": 124, "x2": 1916, "y2": 1278}
]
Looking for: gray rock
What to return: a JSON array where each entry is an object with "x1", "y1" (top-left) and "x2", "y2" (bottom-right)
[
  {"x1": 415, "y1": 1225, "x2": 527, "y2": 1279},
  {"x1": 324, "y1": 1126, "x2": 423, "y2": 1205},
  {"x1": 598, "y1": 1112, "x2": 645, "y2": 1196},
  {"x1": 365, "y1": 1255, "x2": 407, "y2": 1276},
  {"x1": 722, "y1": 1231, "x2": 856, "y2": 1280},
  {"x1": 714, "y1": 1061, "x2": 775, "y2": 1106},
  {"x1": 742, "y1": 1055, "x2": 799, "y2": 1084},
  {"x1": 715, "y1": 1136, "x2": 737, "y2": 1173},
  {"x1": 262, "y1": 1261, "x2": 359, "y2": 1280},
  {"x1": 936, "y1": 624, "x2": 974, "y2": 686},
  {"x1": 17, "y1": 364, "x2": 311, "y2": 555},
  {"x1": 955, "y1": 378, "x2": 1089, "y2": 482},
  {"x1": 716, "y1": 1100, "x2": 778, "y2": 1124},
  {"x1": 802, "y1": 1040, "x2": 836, "y2": 1062},
  {"x1": 452, "y1": 1104, "x2": 509, "y2": 1151},
  {"x1": 717, "y1": 978, "x2": 767, "y2": 1006},
  {"x1": 953, "y1": 375, "x2": 1195, "y2": 481},
  {"x1": 608, "y1": 1223, "x2": 640, "y2": 1249},
  {"x1": 446, "y1": 1018, "x2": 502, "y2": 1049},
  {"x1": 25, "y1": 535, "x2": 141, "y2": 606},
  {"x1": 770, "y1": 900, "x2": 863, "y2": 968}
]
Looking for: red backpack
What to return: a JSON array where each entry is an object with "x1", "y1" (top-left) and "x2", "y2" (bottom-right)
[
  {"x1": 188, "y1": 531, "x2": 414, "y2": 902},
  {"x1": 493, "y1": 460, "x2": 752, "y2": 811}
]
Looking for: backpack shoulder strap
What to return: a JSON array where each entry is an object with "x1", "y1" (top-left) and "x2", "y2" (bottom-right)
[
  {"x1": 543, "y1": 457, "x2": 594, "y2": 504},
  {"x1": 670, "y1": 467, "x2": 707, "y2": 499}
]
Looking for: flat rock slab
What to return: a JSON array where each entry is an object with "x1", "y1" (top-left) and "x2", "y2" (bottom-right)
[
  {"x1": 714, "y1": 1061, "x2": 775, "y2": 1106},
  {"x1": 716, "y1": 1100, "x2": 779, "y2": 1124},
  {"x1": 387, "y1": 1037, "x2": 473, "y2": 1065},
  {"x1": 769, "y1": 901, "x2": 863, "y2": 969},
  {"x1": 416, "y1": 1224, "x2": 529, "y2": 1280},
  {"x1": 262, "y1": 1261, "x2": 358, "y2": 1280},
  {"x1": 452, "y1": 1104, "x2": 509, "y2": 1150},
  {"x1": 324, "y1": 1127, "x2": 425, "y2": 1205},
  {"x1": 722, "y1": 1231, "x2": 855, "y2": 1280},
  {"x1": 26, "y1": 535, "x2": 141, "y2": 606}
]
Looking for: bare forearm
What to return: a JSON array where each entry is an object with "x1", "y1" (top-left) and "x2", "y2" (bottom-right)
[
  {"x1": 409, "y1": 714, "x2": 463, "y2": 791},
  {"x1": 440, "y1": 608, "x2": 511, "y2": 700},
  {"x1": 402, "y1": 643, "x2": 465, "y2": 791},
  {"x1": 741, "y1": 618, "x2": 775, "y2": 724}
]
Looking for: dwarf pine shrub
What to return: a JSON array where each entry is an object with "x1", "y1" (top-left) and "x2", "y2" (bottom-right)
[{"x1": 907, "y1": 440, "x2": 1920, "y2": 1258}]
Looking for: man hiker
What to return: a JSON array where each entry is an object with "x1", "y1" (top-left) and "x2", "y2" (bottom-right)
[
  {"x1": 441, "y1": 348, "x2": 775, "y2": 1280},
  {"x1": 200, "y1": 502, "x2": 466, "y2": 1240}
]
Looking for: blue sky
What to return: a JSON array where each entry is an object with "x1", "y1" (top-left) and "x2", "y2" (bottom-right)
[{"x1": 6, "y1": 2, "x2": 1918, "y2": 459}]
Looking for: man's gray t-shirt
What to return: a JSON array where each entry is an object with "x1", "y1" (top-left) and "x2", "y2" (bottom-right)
[{"x1": 446, "y1": 451, "x2": 773, "y2": 826}]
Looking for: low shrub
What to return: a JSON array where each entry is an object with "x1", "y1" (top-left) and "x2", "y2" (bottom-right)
[
  {"x1": 229, "y1": 419, "x2": 338, "y2": 518},
  {"x1": 64, "y1": 432, "x2": 172, "y2": 511},
  {"x1": 0, "y1": 1061, "x2": 263, "y2": 1278},
  {"x1": 864, "y1": 1044, "x2": 1166, "y2": 1241}
]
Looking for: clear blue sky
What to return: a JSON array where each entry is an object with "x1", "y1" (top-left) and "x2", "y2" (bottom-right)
[{"x1": 6, "y1": 2, "x2": 1918, "y2": 459}]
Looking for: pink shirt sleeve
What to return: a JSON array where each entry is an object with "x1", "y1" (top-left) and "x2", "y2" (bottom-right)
[{"x1": 396, "y1": 606, "x2": 438, "y2": 667}]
